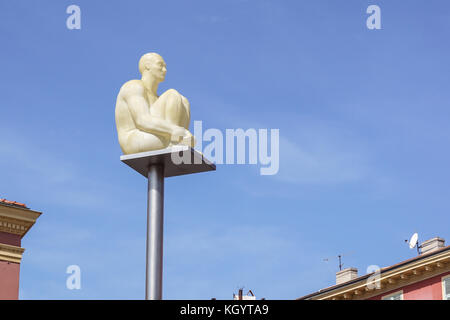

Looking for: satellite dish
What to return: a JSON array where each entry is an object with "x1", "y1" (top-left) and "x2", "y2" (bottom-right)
[{"x1": 409, "y1": 233, "x2": 418, "y2": 249}]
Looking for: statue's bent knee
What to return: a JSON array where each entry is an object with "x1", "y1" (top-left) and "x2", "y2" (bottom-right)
[
  {"x1": 164, "y1": 89, "x2": 185, "y2": 120},
  {"x1": 164, "y1": 89, "x2": 181, "y2": 100}
]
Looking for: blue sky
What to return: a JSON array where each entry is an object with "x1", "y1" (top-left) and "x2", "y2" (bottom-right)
[{"x1": 0, "y1": 0, "x2": 449, "y2": 299}]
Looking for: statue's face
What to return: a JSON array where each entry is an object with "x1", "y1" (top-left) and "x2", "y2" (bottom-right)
[{"x1": 148, "y1": 56, "x2": 167, "y2": 82}]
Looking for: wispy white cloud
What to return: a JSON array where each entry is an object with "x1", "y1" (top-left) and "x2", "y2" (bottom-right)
[
  {"x1": 0, "y1": 128, "x2": 128, "y2": 210},
  {"x1": 164, "y1": 224, "x2": 294, "y2": 299},
  {"x1": 163, "y1": 223, "x2": 335, "y2": 299},
  {"x1": 276, "y1": 135, "x2": 369, "y2": 184},
  {"x1": 194, "y1": 93, "x2": 375, "y2": 186},
  {"x1": 0, "y1": 131, "x2": 76, "y2": 184},
  {"x1": 167, "y1": 224, "x2": 292, "y2": 259}
]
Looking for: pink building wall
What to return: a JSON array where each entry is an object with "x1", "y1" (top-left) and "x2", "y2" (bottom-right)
[
  {"x1": 0, "y1": 231, "x2": 21, "y2": 246},
  {"x1": 0, "y1": 260, "x2": 20, "y2": 300},
  {"x1": 0, "y1": 231, "x2": 22, "y2": 299},
  {"x1": 369, "y1": 271, "x2": 450, "y2": 300}
]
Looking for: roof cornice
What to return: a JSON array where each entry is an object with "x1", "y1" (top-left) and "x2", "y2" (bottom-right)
[
  {"x1": 298, "y1": 246, "x2": 450, "y2": 300},
  {"x1": 0, "y1": 203, "x2": 42, "y2": 238}
]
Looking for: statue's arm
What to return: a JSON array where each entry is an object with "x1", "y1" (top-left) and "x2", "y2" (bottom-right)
[
  {"x1": 126, "y1": 96, "x2": 172, "y2": 136},
  {"x1": 182, "y1": 95, "x2": 191, "y2": 124},
  {"x1": 124, "y1": 84, "x2": 177, "y2": 137}
]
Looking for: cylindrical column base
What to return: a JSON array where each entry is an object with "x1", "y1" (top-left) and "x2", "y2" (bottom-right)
[{"x1": 146, "y1": 164, "x2": 164, "y2": 300}]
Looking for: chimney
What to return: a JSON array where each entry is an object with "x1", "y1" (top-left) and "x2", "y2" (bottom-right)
[
  {"x1": 336, "y1": 268, "x2": 358, "y2": 285},
  {"x1": 421, "y1": 237, "x2": 445, "y2": 255},
  {"x1": 233, "y1": 289, "x2": 256, "y2": 300}
]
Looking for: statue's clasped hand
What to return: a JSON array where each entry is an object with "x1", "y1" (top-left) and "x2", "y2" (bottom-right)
[{"x1": 171, "y1": 127, "x2": 196, "y2": 147}]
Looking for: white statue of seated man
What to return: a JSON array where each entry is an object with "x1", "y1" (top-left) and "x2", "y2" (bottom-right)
[{"x1": 115, "y1": 52, "x2": 195, "y2": 154}]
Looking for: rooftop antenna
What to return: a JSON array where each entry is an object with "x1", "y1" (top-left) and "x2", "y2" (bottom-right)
[
  {"x1": 405, "y1": 232, "x2": 421, "y2": 255},
  {"x1": 323, "y1": 253, "x2": 353, "y2": 271}
]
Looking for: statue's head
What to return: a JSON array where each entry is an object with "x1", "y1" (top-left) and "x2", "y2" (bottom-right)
[{"x1": 139, "y1": 53, "x2": 166, "y2": 82}]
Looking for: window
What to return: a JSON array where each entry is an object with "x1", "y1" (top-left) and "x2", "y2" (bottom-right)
[
  {"x1": 442, "y1": 275, "x2": 450, "y2": 300},
  {"x1": 382, "y1": 290, "x2": 403, "y2": 300}
]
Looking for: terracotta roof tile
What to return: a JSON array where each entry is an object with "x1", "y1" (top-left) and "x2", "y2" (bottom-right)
[{"x1": 0, "y1": 198, "x2": 28, "y2": 209}]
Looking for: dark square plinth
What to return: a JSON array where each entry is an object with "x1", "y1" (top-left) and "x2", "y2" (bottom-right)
[{"x1": 120, "y1": 146, "x2": 216, "y2": 178}]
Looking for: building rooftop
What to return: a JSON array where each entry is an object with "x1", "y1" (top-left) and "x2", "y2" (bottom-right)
[
  {"x1": 0, "y1": 198, "x2": 28, "y2": 209},
  {"x1": 0, "y1": 198, "x2": 41, "y2": 238},
  {"x1": 298, "y1": 244, "x2": 450, "y2": 300}
]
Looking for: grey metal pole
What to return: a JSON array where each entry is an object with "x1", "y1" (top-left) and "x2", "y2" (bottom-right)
[{"x1": 146, "y1": 164, "x2": 164, "y2": 300}]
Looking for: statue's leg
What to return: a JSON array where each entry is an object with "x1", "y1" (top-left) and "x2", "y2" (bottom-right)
[
  {"x1": 121, "y1": 130, "x2": 169, "y2": 154},
  {"x1": 149, "y1": 89, "x2": 194, "y2": 147},
  {"x1": 180, "y1": 96, "x2": 190, "y2": 129},
  {"x1": 150, "y1": 89, "x2": 189, "y2": 128}
]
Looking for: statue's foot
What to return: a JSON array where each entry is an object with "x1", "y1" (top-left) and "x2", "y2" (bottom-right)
[
  {"x1": 168, "y1": 133, "x2": 196, "y2": 148},
  {"x1": 181, "y1": 133, "x2": 196, "y2": 147}
]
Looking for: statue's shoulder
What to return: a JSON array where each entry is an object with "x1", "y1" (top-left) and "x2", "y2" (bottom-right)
[{"x1": 119, "y1": 80, "x2": 145, "y2": 96}]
